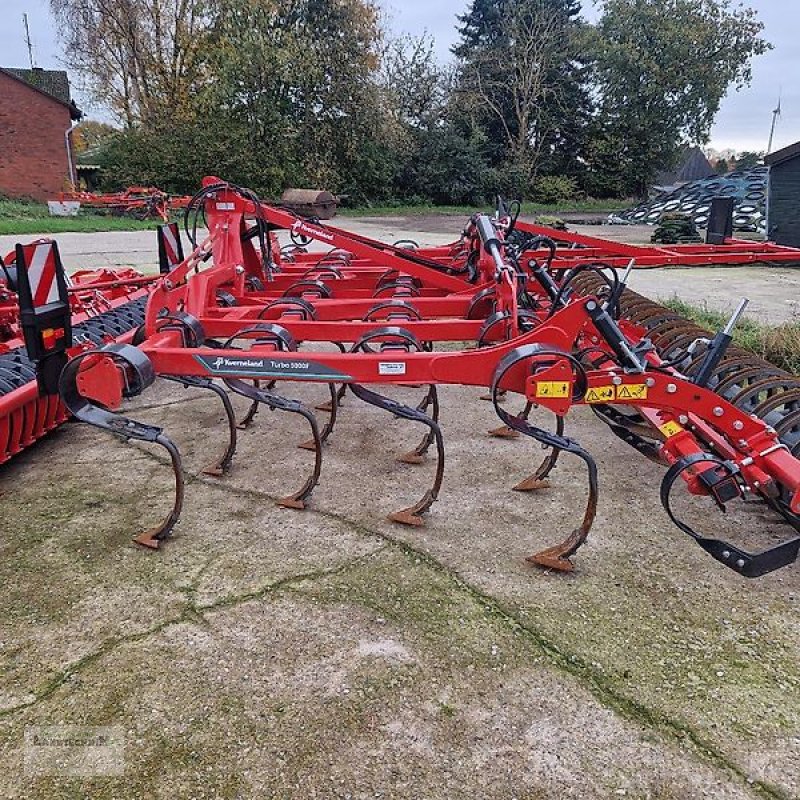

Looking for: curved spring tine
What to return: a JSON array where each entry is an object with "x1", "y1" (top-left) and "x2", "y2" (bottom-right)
[
  {"x1": 59, "y1": 343, "x2": 184, "y2": 550},
  {"x1": 660, "y1": 452, "x2": 800, "y2": 578},
  {"x1": 315, "y1": 344, "x2": 348, "y2": 412},
  {"x1": 398, "y1": 385, "x2": 440, "y2": 464},
  {"x1": 300, "y1": 382, "x2": 339, "y2": 451},
  {"x1": 513, "y1": 414, "x2": 566, "y2": 491},
  {"x1": 161, "y1": 375, "x2": 237, "y2": 476},
  {"x1": 225, "y1": 378, "x2": 322, "y2": 509},
  {"x1": 316, "y1": 383, "x2": 346, "y2": 412},
  {"x1": 489, "y1": 400, "x2": 532, "y2": 439},
  {"x1": 134, "y1": 434, "x2": 185, "y2": 549},
  {"x1": 237, "y1": 379, "x2": 277, "y2": 429},
  {"x1": 492, "y1": 350, "x2": 598, "y2": 573},
  {"x1": 349, "y1": 382, "x2": 445, "y2": 527}
]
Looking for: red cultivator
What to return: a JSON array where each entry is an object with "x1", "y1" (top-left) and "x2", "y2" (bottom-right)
[
  {"x1": 27, "y1": 179, "x2": 800, "y2": 577},
  {"x1": 0, "y1": 241, "x2": 156, "y2": 463},
  {"x1": 56, "y1": 186, "x2": 192, "y2": 222}
]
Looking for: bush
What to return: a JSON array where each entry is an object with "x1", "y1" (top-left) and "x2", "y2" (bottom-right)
[
  {"x1": 664, "y1": 298, "x2": 800, "y2": 375},
  {"x1": 528, "y1": 174, "x2": 579, "y2": 205}
]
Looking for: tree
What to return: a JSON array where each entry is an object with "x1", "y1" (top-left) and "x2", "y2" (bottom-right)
[
  {"x1": 206, "y1": 0, "x2": 383, "y2": 195},
  {"x1": 734, "y1": 151, "x2": 763, "y2": 169},
  {"x1": 50, "y1": 0, "x2": 213, "y2": 126},
  {"x1": 379, "y1": 33, "x2": 443, "y2": 132},
  {"x1": 592, "y1": 0, "x2": 770, "y2": 197},
  {"x1": 71, "y1": 120, "x2": 118, "y2": 154},
  {"x1": 452, "y1": 0, "x2": 590, "y2": 193}
]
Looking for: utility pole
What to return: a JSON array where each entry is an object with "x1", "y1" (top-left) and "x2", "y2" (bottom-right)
[
  {"x1": 767, "y1": 91, "x2": 782, "y2": 155},
  {"x1": 22, "y1": 13, "x2": 36, "y2": 69}
]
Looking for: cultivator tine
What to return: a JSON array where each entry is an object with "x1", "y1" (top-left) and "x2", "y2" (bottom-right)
[
  {"x1": 315, "y1": 384, "x2": 346, "y2": 413},
  {"x1": 349, "y1": 382, "x2": 445, "y2": 526},
  {"x1": 489, "y1": 401, "x2": 532, "y2": 438},
  {"x1": 236, "y1": 380, "x2": 275, "y2": 429},
  {"x1": 161, "y1": 375, "x2": 237, "y2": 476},
  {"x1": 513, "y1": 414, "x2": 565, "y2": 492},
  {"x1": 397, "y1": 384, "x2": 440, "y2": 464},
  {"x1": 299, "y1": 382, "x2": 340, "y2": 450},
  {"x1": 224, "y1": 377, "x2": 322, "y2": 509},
  {"x1": 660, "y1": 453, "x2": 800, "y2": 578},
  {"x1": 58, "y1": 344, "x2": 185, "y2": 549},
  {"x1": 314, "y1": 344, "x2": 348, "y2": 413},
  {"x1": 237, "y1": 393, "x2": 261, "y2": 429},
  {"x1": 134, "y1": 434, "x2": 185, "y2": 550},
  {"x1": 492, "y1": 345, "x2": 599, "y2": 572}
]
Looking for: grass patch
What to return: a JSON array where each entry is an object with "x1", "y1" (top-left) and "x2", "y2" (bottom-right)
[
  {"x1": 663, "y1": 297, "x2": 800, "y2": 375},
  {"x1": 339, "y1": 198, "x2": 630, "y2": 217},
  {"x1": 0, "y1": 198, "x2": 159, "y2": 235}
]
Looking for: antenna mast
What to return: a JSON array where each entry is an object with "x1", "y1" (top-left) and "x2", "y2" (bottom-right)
[
  {"x1": 22, "y1": 13, "x2": 36, "y2": 69},
  {"x1": 767, "y1": 91, "x2": 782, "y2": 155}
]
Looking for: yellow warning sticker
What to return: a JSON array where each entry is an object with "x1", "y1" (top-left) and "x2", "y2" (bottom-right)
[
  {"x1": 584, "y1": 385, "x2": 615, "y2": 404},
  {"x1": 535, "y1": 381, "x2": 571, "y2": 398},
  {"x1": 659, "y1": 421, "x2": 683, "y2": 438},
  {"x1": 616, "y1": 383, "x2": 648, "y2": 401}
]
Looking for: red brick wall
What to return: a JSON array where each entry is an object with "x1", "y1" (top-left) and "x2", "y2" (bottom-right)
[{"x1": 0, "y1": 72, "x2": 74, "y2": 201}]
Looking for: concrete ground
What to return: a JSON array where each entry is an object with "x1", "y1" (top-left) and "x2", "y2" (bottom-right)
[{"x1": 1, "y1": 215, "x2": 799, "y2": 799}]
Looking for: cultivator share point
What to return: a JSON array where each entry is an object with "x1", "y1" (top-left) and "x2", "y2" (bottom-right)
[{"x1": 40, "y1": 179, "x2": 800, "y2": 576}]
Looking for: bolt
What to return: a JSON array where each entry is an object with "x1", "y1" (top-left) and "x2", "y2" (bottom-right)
[
  {"x1": 733, "y1": 421, "x2": 744, "y2": 431},
  {"x1": 163, "y1": 279, "x2": 173, "y2": 290},
  {"x1": 645, "y1": 377, "x2": 655, "y2": 387},
  {"x1": 666, "y1": 383, "x2": 677, "y2": 394},
  {"x1": 678, "y1": 414, "x2": 689, "y2": 425},
  {"x1": 713, "y1": 406, "x2": 724, "y2": 417},
  {"x1": 612, "y1": 376, "x2": 622, "y2": 386},
  {"x1": 235, "y1": 265, "x2": 245, "y2": 274},
  {"x1": 736, "y1": 559, "x2": 745, "y2": 569},
  {"x1": 722, "y1": 550, "x2": 731, "y2": 559}
]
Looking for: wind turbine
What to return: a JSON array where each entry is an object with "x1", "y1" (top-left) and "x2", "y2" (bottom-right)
[{"x1": 767, "y1": 91, "x2": 782, "y2": 155}]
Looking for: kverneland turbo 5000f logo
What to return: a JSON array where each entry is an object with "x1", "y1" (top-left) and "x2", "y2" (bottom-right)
[{"x1": 194, "y1": 354, "x2": 351, "y2": 380}]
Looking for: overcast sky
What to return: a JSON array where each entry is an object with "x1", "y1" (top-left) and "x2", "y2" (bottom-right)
[{"x1": 2, "y1": 0, "x2": 796, "y2": 153}]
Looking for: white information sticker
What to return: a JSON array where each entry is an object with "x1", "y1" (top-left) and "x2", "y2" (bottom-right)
[{"x1": 378, "y1": 362, "x2": 407, "y2": 376}]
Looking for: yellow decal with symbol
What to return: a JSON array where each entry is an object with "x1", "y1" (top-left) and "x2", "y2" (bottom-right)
[
  {"x1": 616, "y1": 383, "x2": 648, "y2": 400},
  {"x1": 659, "y1": 421, "x2": 683, "y2": 438},
  {"x1": 535, "y1": 381, "x2": 570, "y2": 399},
  {"x1": 584, "y1": 385, "x2": 615, "y2": 404}
]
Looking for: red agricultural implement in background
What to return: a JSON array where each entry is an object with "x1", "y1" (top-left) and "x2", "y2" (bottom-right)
[
  {"x1": 57, "y1": 186, "x2": 192, "y2": 222},
  {"x1": 13, "y1": 179, "x2": 800, "y2": 578},
  {"x1": 511, "y1": 219, "x2": 800, "y2": 269},
  {"x1": 0, "y1": 241, "x2": 157, "y2": 463}
]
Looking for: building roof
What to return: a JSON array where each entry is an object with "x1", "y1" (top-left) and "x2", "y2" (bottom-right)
[
  {"x1": 0, "y1": 67, "x2": 82, "y2": 120},
  {"x1": 655, "y1": 146, "x2": 716, "y2": 187},
  {"x1": 765, "y1": 141, "x2": 800, "y2": 168}
]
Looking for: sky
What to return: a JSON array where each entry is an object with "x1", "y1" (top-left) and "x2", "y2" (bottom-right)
[{"x1": 1, "y1": 0, "x2": 796, "y2": 153}]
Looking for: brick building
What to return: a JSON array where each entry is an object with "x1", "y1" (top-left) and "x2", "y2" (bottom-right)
[{"x1": 0, "y1": 67, "x2": 82, "y2": 201}]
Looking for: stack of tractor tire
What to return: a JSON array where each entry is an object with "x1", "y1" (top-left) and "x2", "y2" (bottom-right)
[
  {"x1": 612, "y1": 166, "x2": 767, "y2": 234},
  {"x1": 650, "y1": 213, "x2": 702, "y2": 245}
]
